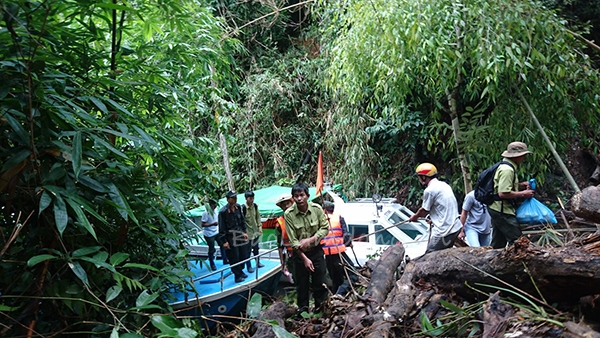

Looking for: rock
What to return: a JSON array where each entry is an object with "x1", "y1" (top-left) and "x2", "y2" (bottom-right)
[{"x1": 571, "y1": 186, "x2": 600, "y2": 223}]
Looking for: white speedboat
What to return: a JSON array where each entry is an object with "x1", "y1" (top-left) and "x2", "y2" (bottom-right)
[{"x1": 329, "y1": 193, "x2": 430, "y2": 265}]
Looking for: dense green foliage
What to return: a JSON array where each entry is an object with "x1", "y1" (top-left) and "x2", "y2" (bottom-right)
[
  {"x1": 0, "y1": 0, "x2": 239, "y2": 336},
  {"x1": 322, "y1": 0, "x2": 600, "y2": 195},
  {"x1": 2, "y1": 0, "x2": 600, "y2": 336}
]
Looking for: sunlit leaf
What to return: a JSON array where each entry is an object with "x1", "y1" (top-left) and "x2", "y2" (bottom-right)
[
  {"x1": 68, "y1": 261, "x2": 89, "y2": 286},
  {"x1": 136, "y1": 290, "x2": 159, "y2": 307},
  {"x1": 106, "y1": 285, "x2": 122, "y2": 303}
]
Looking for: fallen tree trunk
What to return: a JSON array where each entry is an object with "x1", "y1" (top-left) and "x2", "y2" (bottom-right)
[
  {"x1": 363, "y1": 243, "x2": 405, "y2": 308},
  {"x1": 364, "y1": 238, "x2": 600, "y2": 336},
  {"x1": 249, "y1": 301, "x2": 296, "y2": 338}
]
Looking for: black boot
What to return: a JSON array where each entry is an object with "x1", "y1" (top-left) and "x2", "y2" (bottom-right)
[
  {"x1": 257, "y1": 258, "x2": 265, "y2": 268},
  {"x1": 246, "y1": 261, "x2": 254, "y2": 273},
  {"x1": 209, "y1": 259, "x2": 217, "y2": 271}
]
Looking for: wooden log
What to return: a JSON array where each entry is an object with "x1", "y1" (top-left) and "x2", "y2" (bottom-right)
[
  {"x1": 482, "y1": 291, "x2": 513, "y2": 338},
  {"x1": 564, "y1": 321, "x2": 600, "y2": 338},
  {"x1": 363, "y1": 243, "x2": 405, "y2": 308},
  {"x1": 250, "y1": 301, "x2": 296, "y2": 338},
  {"x1": 571, "y1": 186, "x2": 600, "y2": 223},
  {"x1": 363, "y1": 238, "x2": 600, "y2": 336}
]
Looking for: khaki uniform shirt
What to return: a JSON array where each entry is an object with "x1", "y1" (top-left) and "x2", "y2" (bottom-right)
[
  {"x1": 284, "y1": 202, "x2": 329, "y2": 250},
  {"x1": 489, "y1": 158, "x2": 519, "y2": 215},
  {"x1": 244, "y1": 203, "x2": 262, "y2": 240}
]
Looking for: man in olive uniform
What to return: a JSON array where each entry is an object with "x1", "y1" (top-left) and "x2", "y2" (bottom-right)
[{"x1": 284, "y1": 183, "x2": 329, "y2": 313}]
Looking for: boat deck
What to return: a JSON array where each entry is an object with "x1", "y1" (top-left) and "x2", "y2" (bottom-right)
[{"x1": 170, "y1": 257, "x2": 282, "y2": 305}]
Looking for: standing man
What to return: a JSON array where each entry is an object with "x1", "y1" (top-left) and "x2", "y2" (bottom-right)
[
  {"x1": 284, "y1": 183, "x2": 329, "y2": 314},
  {"x1": 489, "y1": 142, "x2": 535, "y2": 248},
  {"x1": 200, "y1": 200, "x2": 226, "y2": 270},
  {"x1": 321, "y1": 201, "x2": 349, "y2": 294},
  {"x1": 217, "y1": 191, "x2": 249, "y2": 283},
  {"x1": 408, "y1": 163, "x2": 462, "y2": 253},
  {"x1": 243, "y1": 190, "x2": 264, "y2": 272},
  {"x1": 458, "y1": 191, "x2": 491, "y2": 247},
  {"x1": 274, "y1": 194, "x2": 295, "y2": 282}
]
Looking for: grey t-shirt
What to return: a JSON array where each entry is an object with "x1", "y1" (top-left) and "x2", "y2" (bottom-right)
[{"x1": 462, "y1": 191, "x2": 491, "y2": 234}]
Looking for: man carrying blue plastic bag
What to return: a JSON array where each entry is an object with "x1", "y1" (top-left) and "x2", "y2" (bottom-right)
[{"x1": 489, "y1": 142, "x2": 535, "y2": 249}]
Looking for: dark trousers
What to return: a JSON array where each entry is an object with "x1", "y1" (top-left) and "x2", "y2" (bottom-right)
[
  {"x1": 204, "y1": 235, "x2": 217, "y2": 264},
  {"x1": 426, "y1": 230, "x2": 460, "y2": 253},
  {"x1": 205, "y1": 235, "x2": 228, "y2": 263},
  {"x1": 489, "y1": 208, "x2": 521, "y2": 248},
  {"x1": 294, "y1": 246, "x2": 328, "y2": 312},
  {"x1": 325, "y1": 253, "x2": 345, "y2": 293},
  {"x1": 226, "y1": 238, "x2": 249, "y2": 278}
]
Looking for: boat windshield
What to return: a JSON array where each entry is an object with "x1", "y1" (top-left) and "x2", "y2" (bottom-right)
[
  {"x1": 388, "y1": 212, "x2": 423, "y2": 240},
  {"x1": 374, "y1": 224, "x2": 398, "y2": 245}
]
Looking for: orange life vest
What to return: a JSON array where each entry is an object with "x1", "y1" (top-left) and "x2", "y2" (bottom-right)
[
  {"x1": 277, "y1": 216, "x2": 293, "y2": 254},
  {"x1": 321, "y1": 213, "x2": 346, "y2": 255}
]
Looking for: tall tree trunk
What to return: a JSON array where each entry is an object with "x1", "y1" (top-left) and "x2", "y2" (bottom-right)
[
  {"x1": 447, "y1": 13, "x2": 472, "y2": 193},
  {"x1": 219, "y1": 133, "x2": 235, "y2": 191}
]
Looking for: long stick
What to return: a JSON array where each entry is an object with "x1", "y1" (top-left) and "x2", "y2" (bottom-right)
[{"x1": 516, "y1": 88, "x2": 580, "y2": 193}]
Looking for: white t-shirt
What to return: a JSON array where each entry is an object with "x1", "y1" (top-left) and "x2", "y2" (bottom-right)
[
  {"x1": 422, "y1": 178, "x2": 462, "y2": 237},
  {"x1": 462, "y1": 191, "x2": 491, "y2": 234},
  {"x1": 201, "y1": 209, "x2": 218, "y2": 237}
]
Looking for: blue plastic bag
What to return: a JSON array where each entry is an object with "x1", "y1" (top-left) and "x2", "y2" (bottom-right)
[{"x1": 516, "y1": 197, "x2": 557, "y2": 224}]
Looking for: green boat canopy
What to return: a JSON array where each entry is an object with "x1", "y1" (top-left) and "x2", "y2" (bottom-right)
[{"x1": 186, "y1": 185, "x2": 324, "y2": 218}]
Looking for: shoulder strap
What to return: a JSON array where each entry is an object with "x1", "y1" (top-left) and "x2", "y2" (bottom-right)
[{"x1": 241, "y1": 204, "x2": 246, "y2": 216}]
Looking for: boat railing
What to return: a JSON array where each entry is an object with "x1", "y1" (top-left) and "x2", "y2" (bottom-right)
[
  {"x1": 352, "y1": 217, "x2": 431, "y2": 246},
  {"x1": 191, "y1": 246, "x2": 281, "y2": 293}
]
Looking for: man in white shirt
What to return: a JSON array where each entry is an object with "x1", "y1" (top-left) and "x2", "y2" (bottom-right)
[
  {"x1": 408, "y1": 163, "x2": 462, "y2": 253},
  {"x1": 201, "y1": 200, "x2": 227, "y2": 270}
]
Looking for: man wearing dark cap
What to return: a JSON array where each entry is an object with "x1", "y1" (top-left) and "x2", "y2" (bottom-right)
[
  {"x1": 217, "y1": 191, "x2": 249, "y2": 283},
  {"x1": 489, "y1": 142, "x2": 535, "y2": 248}
]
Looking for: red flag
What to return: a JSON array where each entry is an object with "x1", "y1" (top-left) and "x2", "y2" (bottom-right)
[{"x1": 316, "y1": 151, "x2": 324, "y2": 196}]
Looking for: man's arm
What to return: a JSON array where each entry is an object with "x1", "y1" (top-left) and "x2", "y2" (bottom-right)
[
  {"x1": 498, "y1": 190, "x2": 534, "y2": 199},
  {"x1": 408, "y1": 207, "x2": 429, "y2": 222},
  {"x1": 284, "y1": 212, "x2": 300, "y2": 249},
  {"x1": 217, "y1": 210, "x2": 229, "y2": 249},
  {"x1": 255, "y1": 204, "x2": 262, "y2": 233}
]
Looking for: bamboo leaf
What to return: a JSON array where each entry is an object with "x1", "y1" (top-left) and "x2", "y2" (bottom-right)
[
  {"x1": 136, "y1": 290, "x2": 159, "y2": 307},
  {"x1": 107, "y1": 183, "x2": 129, "y2": 221},
  {"x1": 72, "y1": 246, "x2": 102, "y2": 257},
  {"x1": 110, "y1": 252, "x2": 130, "y2": 266},
  {"x1": 89, "y1": 96, "x2": 108, "y2": 114},
  {"x1": 27, "y1": 254, "x2": 57, "y2": 267},
  {"x1": 106, "y1": 285, "x2": 123, "y2": 303},
  {"x1": 76, "y1": 256, "x2": 116, "y2": 272},
  {"x1": 1, "y1": 148, "x2": 30, "y2": 173},
  {"x1": 122, "y1": 263, "x2": 160, "y2": 272},
  {"x1": 39, "y1": 190, "x2": 52, "y2": 215},
  {"x1": 272, "y1": 325, "x2": 296, "y2": 338},
  {"x1": 4, "y1": 110, "x2": 29, "y2": 146},
  {"x1": 72, "y1": 131, "x2": 82, "y2": 179},
  {"x1": 65, "y1": 197, "x2": 97, "y2": 240},
  {"x1": 53, "y1": 193, "x2": 69, "y2": 236},
  {"x1": 68, "y1": 261, "x2": 89, "y2": 286},
  {"x1": 77, "y1": 175, "x2": 109, "y2": 193}
]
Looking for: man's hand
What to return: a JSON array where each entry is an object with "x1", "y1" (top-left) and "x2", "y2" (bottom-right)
[
  {"x1": 521, "y1": 189, "x2": 535, "y2": 199},
  {"x1": 458, "y1": 230, "x2": 465, "y2": 241},
  {"x1": 223, "y1": 242, "x2": 230, "y2": 250},
  {"x1": 303, "y1": 256, "x2": 314, "y2": 272},
  {"x1": 243, "y1": 233, "x2": 248, "y2": 241},
  {"x1": 298, "y1": 237, "x2": 315, "y2": 251}
]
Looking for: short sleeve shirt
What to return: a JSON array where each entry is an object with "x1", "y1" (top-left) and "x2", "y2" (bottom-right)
[
  {"x1": 284, "y1": 202, "x2": 329, "y2": 250},
  {"x1": 201, "y1": 209, "x2": 218, "y2": 237},
  {"x1": 462, "y1": 191, "x2": 491, "y2": 234},
  {"x1": 422, "y1": 178, "x2": 462, "y2": 237},
  {"x1": 489, "y1": 158, "x2": 519, "y2": 215}
]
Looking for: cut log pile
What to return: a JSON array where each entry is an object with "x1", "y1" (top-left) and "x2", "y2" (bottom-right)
[
  {"x1": 249, "y1": 234, "x2": 600, "y2": 337},
  {"x1": 243, "y1": 186, "x2": 600, "y2": 337}
]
